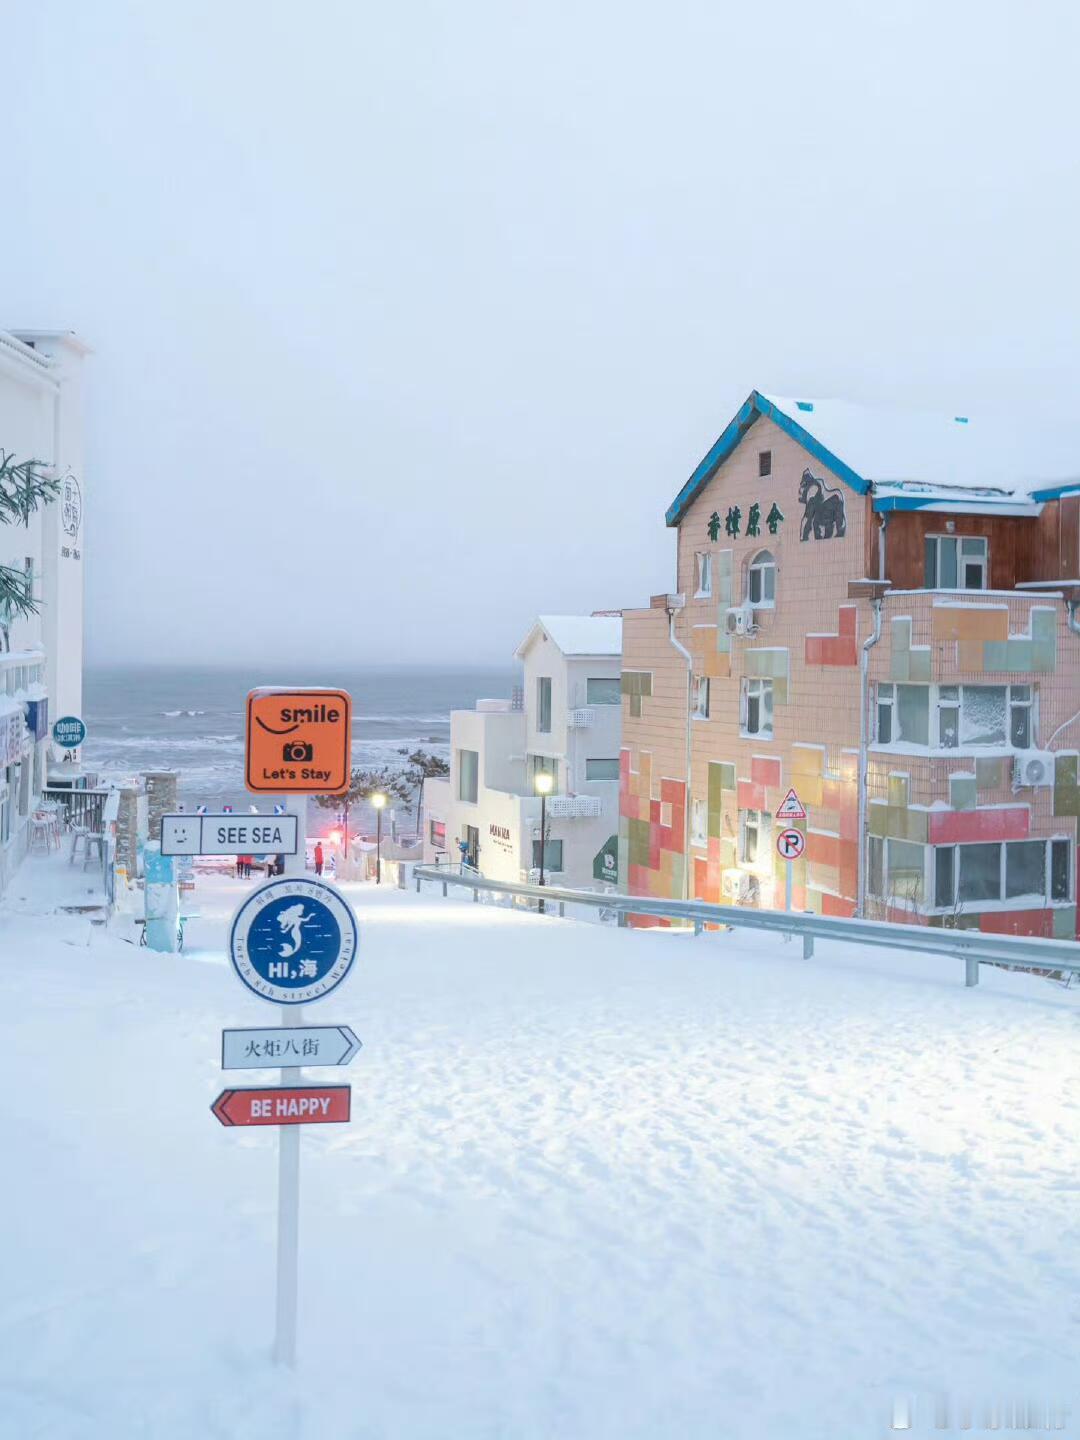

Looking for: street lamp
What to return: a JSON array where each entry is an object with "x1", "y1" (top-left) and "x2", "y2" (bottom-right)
[
  {"x1": 533, "y1": 770, "x2": 553, "y2": 913},
  {"x1": 371, "y1": 791, "x2": 386, "y2": 884}
]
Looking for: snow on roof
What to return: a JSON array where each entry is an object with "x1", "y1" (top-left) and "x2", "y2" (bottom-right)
[
  {"x1": 516, "y1": 615, "x2": 623, "y2": 659},
  {"x1": 666, "y1": 389, "x2": 1080, "y2": 524},
  {"x1": 761, "y1": 393, "x2": 1080, "y2": 498}
]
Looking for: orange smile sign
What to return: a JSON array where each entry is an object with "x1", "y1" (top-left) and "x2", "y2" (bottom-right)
[{"x1": 245, "y1": 688, "x2": 352, "y2": 794}]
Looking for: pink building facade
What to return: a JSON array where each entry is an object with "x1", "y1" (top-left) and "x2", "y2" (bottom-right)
[{"x1": 620, "y1": 391, "x2": 1080, "y2": 938}]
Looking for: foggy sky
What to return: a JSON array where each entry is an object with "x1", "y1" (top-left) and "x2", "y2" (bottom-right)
[{"x1": 4, "y1": 0, "x2": 1080, "y2": 667}]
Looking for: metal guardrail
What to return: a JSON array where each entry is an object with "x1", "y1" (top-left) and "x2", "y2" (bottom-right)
[{"x1": 413, "y1": 865, "x2": 1080, "y2": 989}]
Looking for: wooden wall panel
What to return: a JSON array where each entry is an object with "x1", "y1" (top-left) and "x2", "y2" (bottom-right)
[{"x1": 880, "y1": 509, "x2": 1063, "y2": 590}]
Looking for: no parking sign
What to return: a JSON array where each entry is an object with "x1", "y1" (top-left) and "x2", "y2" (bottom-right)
[{"x1": 776, "y1": 828, "x2": 805, "y2": 861}]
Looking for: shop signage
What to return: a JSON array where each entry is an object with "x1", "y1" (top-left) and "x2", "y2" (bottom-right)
[
  {"x1": 593, "y1": 834, "x2": 619, "y2": 884},
  {"x1": 52, "y1": 714, "x2": 86, "y2": 749},
  {"x1": 245, "y1": 687, "x2": 352, "y2": 794},
  {"x1": 24, "y1": 698, "x2": 48, "y2": 741},
  {"x1": 0, "y1": 711, "x2": 23, "y2": 766},
  {"x1": 708, "y1": 501, "x2": 784, "y2": 542}
]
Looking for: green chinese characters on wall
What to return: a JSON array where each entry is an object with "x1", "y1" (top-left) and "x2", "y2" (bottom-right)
[{"x1": 707, "y1": 501, "x2": 783, "y2": 542}]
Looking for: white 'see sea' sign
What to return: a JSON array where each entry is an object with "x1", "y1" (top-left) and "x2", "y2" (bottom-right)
[{"x1": 161, "y1": 813, "x2": 299, "y2": 856}]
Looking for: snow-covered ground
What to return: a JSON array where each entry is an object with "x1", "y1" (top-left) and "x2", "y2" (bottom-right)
[{"x1": 2, "y1": 862, "x2": 1078, "y2": 1438}]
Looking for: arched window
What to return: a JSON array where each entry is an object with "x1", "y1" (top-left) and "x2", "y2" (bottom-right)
[{"x1": 747, "y1": 549, "x2": 776, "y2": 607}]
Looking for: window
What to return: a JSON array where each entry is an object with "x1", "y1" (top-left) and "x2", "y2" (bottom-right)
[
  {"x1": 877, "y1": 684, "x2": 1036, "y2": 751},
  {"x1": 1052, "y1": 839, "x2": 1071, "y2": 900},
  {"x1": 758, "y1": 450, "x2": 772, "y2": 478},
  {"x1": 887, "y1": 839, "x2": 925, "y2": 902},
  {"x1": 937, "y1": 685, "x2": 1033, "y2": 750},
  {"x1": 536, "y1": 677, "x2": 552, "y2": 734},
  {"x1": 1006, "y1": 841, "x2": 1045, "y2": 900},
  {"x1": 532, "y1": 837, "x2": 564, "y2": 872},
  {"x1": 747, "y1": 549, "x2": 776, "y2": 608},
  {"x1": 876, "y1": 683, "x2": 930, "y2": 746},
  {"x1": 935, "y1": 846, "x2": 955, "y2": 907},
  {"x1": 740, "y1": 809, "x2": 770, "y2": 866},
  {"x1": 691, "y1": 798, "x2": 707, "y2": 848},
  {"x1": 933, "y1": 839, "x2": 1071, "y2": 906},
  {"x1": 868, "y1": 838, "x2": 925, "y2": 902},
  {"x1": 692, "y1": 675, "x2": 710, "y2": 719},
  {"x1": 586, "y1": 677, "x2": 621, "y2": 705},
  {"x1": 741, "y1": 678, "x2": 773, "y2": 737},
  {"x1": 925, "y1": 535, "x2": 988, "y2": 590},
  {"x1": 528, "y1": 754, "x2": 559, "y2": 793},
  {"x1": 429, "y1": 819, "x2": 446, "y2": 849},
  {"x1": 585, "y1": 758, "x2": 620, "y2": 781},
  {"x1": 694, "y1": 551, "x2": 713, "y2": 598},
  {"x1": 457, "y1": 749, "x2": 479, "y2": 803}
]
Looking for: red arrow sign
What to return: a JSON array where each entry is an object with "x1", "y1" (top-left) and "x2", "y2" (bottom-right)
[{"x1": 211, "y1": 1085, "x2": 351, "y2": 1127}]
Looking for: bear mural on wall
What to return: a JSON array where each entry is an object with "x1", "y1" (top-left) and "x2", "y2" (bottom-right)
[{"x1": 798, "y1": 469, "x2": 847, "y2": 540}]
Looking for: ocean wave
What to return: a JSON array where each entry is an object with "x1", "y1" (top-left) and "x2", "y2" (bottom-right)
[
  {"x1": 353, "y1": 713, "x2": 452, "y2": 726},
  {"x1": 162, "y1": 709, "x2": 208, "y2": 718}
]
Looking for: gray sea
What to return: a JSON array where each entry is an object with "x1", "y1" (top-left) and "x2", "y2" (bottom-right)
[{"x1": 82, "y1": 664, "x2": 514, "y2": 816}]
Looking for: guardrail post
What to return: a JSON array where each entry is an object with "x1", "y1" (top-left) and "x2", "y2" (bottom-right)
[
  {"x1": 965, "y1": 957, "x2": 979, "y2": 988},
  {"x1": 693, "y1": 919, "x2": 703, "y2": 936},
  {"x1": 442, "y1": 880, "x2": 447, "y2": 898},
  {"x1": 558, "y1": 902, "x2": 565, "y2": 918},
  {"x1": 802, "y1": 933, "x2": 814, "y2": 958},
  {"x1": 473, "y1": 887, "x2": 479, "y2": 903}
]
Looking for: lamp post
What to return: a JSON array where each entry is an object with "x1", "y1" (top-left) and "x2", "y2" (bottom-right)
[
  {"x1": 533, "y1": 770, "x2": 553, "y2": 914},
  {"x1": 371, "y1": 791, "x2": 386, "y2": 884}
]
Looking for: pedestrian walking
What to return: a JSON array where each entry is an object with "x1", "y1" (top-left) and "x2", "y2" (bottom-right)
[{"x1": 314, "y1": 841, "x2": 324, "y2": 877}]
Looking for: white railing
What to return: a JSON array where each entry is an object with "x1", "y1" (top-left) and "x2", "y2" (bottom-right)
[
  {"x1": 567, "y1": 708, "x2": 594, "y2": 728},
  {"x1": 413, "y1": 865, "x2": 1080, "y2": 989}
]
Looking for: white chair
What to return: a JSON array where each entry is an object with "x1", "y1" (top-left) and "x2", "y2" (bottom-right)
[
  {"x1": 29, "y1": 815, "x2": 52, "y2": 854},
  {"x1": 83, "y1": 832, "x2": 105, "y2": 872},
  {"x1": 69, "y1": 826, "x2": 89, "y2": 866}
]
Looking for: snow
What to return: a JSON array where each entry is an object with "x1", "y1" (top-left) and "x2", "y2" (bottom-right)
[
  {"x1": 3, "y1": 865, "x2": 1080, "y2": 1438},
  {"x1": 520, "y1": 614, "x2": 623, "y2": 657},
  {"x1": 763, "y1": 392, "x2": 1080, "y2": 498}
]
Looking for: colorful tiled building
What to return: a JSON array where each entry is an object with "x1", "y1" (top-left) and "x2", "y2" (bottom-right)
[{"x1": 619, "y1": 391, "x2": 1080, "y2": 938}]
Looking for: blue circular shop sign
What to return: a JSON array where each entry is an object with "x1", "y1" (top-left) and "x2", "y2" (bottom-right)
[
  {"x1": 53, "y1": 715, "x2": 86, "y2": 749},
  {"x1": 229, "y1": 877, "x2": 358, "y2": 1005}
]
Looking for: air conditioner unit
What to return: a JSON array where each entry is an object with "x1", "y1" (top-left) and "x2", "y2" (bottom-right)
[
  {"x1": 724, "y1": 604, "x2": 753, "y2": 636},
  {"x1": 1013, "y1": 750, "x2": 1055, "y2": 789},
  {"x1": 722, "y1": 868, "x2": 756, "y2": 901}
]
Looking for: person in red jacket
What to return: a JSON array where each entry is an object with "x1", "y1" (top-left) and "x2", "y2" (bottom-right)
[{"x1": 313, "y1": 841, "x2": 324, "y2": 876}]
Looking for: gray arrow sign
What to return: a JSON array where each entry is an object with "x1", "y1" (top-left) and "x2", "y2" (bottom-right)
[{"x1": 221, "y1": 1025, "x2": 362, "y2": 1071}]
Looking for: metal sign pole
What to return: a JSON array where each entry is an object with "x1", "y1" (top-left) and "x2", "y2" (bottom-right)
[
  {"x1": 273, "y1": 795, "x2": 307, "y2": 1368},
  {"x1": 785, "y1": 857, "x2": 793, "y2": 913}
]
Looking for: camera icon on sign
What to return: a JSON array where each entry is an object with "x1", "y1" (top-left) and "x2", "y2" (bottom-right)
[{"x1": 282, "y1": 741, "x2": 314, "y2": 763}]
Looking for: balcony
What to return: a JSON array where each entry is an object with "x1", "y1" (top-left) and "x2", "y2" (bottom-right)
[{"x1": 567, "y1": 708, "x2": 595, "y2": 729}]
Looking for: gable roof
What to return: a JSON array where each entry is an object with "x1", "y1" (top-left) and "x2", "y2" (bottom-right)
[
  {"x1": 515, "y1": 615, "x2": 623, "y2": 660},
  {"x1": 666, "y1": 389, "x2": 1080, "y2": 525}
]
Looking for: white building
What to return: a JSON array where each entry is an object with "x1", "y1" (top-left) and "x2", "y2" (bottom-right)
[
  {"x1": 0, "y1": 329, "x2": 89, "y2": 891},
  {"x1": 423, "y1": 615, "x2": 623, "y2": 889}
]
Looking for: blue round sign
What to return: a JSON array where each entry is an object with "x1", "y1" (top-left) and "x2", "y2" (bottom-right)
[
  {"x1": 53, "y1": 715, "x2": 86, "y2": 749},
  {"x1": 229, "y1": 877, "x2": 358, "y2": 1005}
]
